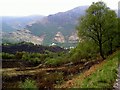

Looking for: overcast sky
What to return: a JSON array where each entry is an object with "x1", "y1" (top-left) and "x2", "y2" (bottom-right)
[{"x1": 0, "y1": 0, "x2": 119, "y2": 16}]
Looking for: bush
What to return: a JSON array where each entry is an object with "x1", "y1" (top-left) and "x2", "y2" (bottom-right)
[
  {"x1": 19, "y1": 78, "x2": 38, "y2": 89},
  {"x1": 21, "y1": 52, "x2": 49, "y2": 64},
  {"x1": 15, "y1": 51, "x2": 25, "y2": 59},
  {"x1": 2, "y1": 52, "x2": 15, "y2": 59},
  {"x1": 45, "y1": 57, "x2": 65, "y2": 67},
  {"x1": 22, "y1": 52, "x2": 30, "y2": 61}
]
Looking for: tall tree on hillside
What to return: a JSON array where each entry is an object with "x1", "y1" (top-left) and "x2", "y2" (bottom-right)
[{"x1": 76, "y1": 1, "x2": 117, "y2": 59}]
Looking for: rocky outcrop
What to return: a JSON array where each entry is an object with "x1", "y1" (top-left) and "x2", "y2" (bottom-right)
[
  {"x1": 53, "y1": 32, "x2": 65, "y2": 43},
  {"x1": 53, "y1": 32, "x2": 79, "y2": 43},
  {"x1": 68, "y1": 32, "x2": 79, "y2": 43}
]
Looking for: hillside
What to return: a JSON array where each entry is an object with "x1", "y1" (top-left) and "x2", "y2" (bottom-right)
[
  {"x1": 26, "y1": 6, "x2": 88, "y2": 45},
  {"x1": 2, "y1": 42, "x2": 67, "y2": 54},
  {"x1": 26, "y1": 6, "x2": 88, "y2": 36},
  {"x1": 1, "y1": 15, "x2": 44, "y2": 32},
  {"x1": 56, "y1": 51, "x2": 119, "y2": 88}
]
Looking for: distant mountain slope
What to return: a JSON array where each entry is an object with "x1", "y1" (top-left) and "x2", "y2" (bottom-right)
[
  {"x1": 27, "y1": 6, "x2": 88, "y2": 35},
  {"x1": 2, "y1": 22, "x2": 16, "y2": 32},
  {"x1": 2, "y1": 15, "x2": 44, "y2": 32},
  {"x1": 26, "y1": 6, "x2": 88, "y2": 45}
]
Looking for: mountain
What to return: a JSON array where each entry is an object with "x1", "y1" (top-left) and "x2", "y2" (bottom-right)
[
  {"x1": 2, "y1": 6, "x2": 89, "y2": 47},
  {"x1": 1, "y1": 15, "x2": 44, "y2": 32},
  {"x1": 26, "y1": 6, "x2": 88, "y2": 45}
]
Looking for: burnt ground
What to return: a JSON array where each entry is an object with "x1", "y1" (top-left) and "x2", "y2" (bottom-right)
[
  {"x1": 2, "y1": 59, "x2": 39, "y2": 68},
  {"x1": 2, "y1": 59, "x2": 103, "y2": 89}
]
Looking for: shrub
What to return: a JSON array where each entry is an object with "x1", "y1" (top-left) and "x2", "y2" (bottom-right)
[
  {"x1": 22, "y1": 52, "x2": 30, "y2": 61},
  {"x1": 22, "y1": 52, "x2": 46, "y2": 64},
  {"x1": 2, "y1": 52, "x2": 15, "y2": 59},
  {"x1": 15, "y1": 51, "x2": 25, "y2": 59},
  {"x1": 45, "y1": 57, "x2": 64, "y2": 67},
  {"x1": 19, "y1": 78, "x2": 38, "y2": 89}
]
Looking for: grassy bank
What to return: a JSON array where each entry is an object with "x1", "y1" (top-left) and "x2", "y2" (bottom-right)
[
  {"x1": 57, "y1": 50, "x2": 119, "y2": 88},
  {"x1": 75, "y1": 51, "x2": 119, "y2": 88}
]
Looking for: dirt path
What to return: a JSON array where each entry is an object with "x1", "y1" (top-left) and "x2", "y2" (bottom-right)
[{"x1": 55, "y1": 60, "x2": 106, "y2": 88}]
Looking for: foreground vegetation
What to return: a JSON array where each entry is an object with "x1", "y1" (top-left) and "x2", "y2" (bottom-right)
[
  {"x1": 79, "y1": 51, "x2": 119, "y2": 88},
  {"x1": 56, "y1": 51, "x2": 119, "y2": 88},
  {"x1": 19, "y1": 78, "x2": 38, "y2": 89}
]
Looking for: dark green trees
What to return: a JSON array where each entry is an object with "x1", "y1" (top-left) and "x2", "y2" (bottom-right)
[{"x1": 77, "y1": 1, "x2": 118, "y2": 59}]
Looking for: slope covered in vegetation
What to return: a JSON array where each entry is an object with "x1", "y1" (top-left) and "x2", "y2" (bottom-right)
[{"x1": 56, "y1": 50, "x2": 119, "y2": 88}]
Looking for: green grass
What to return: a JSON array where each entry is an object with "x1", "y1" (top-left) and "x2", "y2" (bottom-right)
[{"x1": 80, "y1": 51, "x2": 119, "y2": 88}]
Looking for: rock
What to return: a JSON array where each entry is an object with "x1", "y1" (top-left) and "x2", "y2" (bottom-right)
[
  {"x1": 68, "y1": 32, "x2": 79, "y2": 43},
  {"x1": 53, "y1": 32, "x2": 65, "y2": 43}
]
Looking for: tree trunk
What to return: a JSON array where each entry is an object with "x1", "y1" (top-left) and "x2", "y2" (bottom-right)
[{"x1": 99, "y1": 41, "x2": 105, "y2": 59}]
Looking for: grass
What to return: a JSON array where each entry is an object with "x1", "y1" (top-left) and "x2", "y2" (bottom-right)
[{"x1": 75, "y1": 51, "x2": 119, "y2": 88}]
